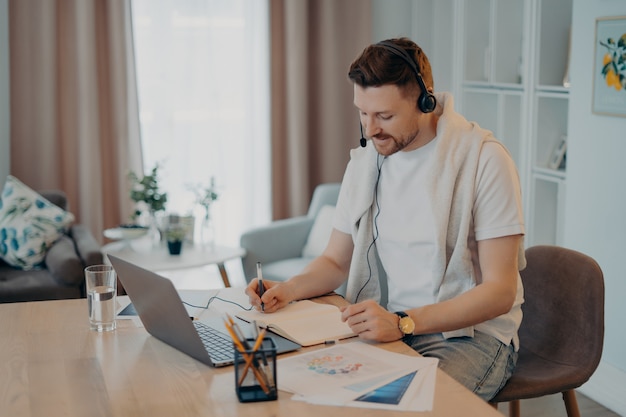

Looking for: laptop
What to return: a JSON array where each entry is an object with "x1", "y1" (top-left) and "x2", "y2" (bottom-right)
[{"x1": 108, "y1": 254, "x2": 301, "y2": 367}]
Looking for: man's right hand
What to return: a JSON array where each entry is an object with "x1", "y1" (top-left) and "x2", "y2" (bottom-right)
[{"x1": 244, "y1": 279, "x2": 294, "y2": 313}]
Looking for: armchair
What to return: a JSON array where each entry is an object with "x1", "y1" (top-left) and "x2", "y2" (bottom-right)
[
  {"x1": 0, "y1": 190, "x2": 103, "y2": 303},
  {"x1": 240, "y1": 183, "x2": 342, "y2": 291}
]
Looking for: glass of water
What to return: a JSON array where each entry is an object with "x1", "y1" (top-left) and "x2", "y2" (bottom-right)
[{"x1": 85, "y1": 265, "x2": 117, "y2": 332}]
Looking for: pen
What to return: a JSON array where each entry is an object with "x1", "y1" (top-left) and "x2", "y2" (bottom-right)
[{"x1": 256, "y1": 261, "x2": 265, "y2": 311}]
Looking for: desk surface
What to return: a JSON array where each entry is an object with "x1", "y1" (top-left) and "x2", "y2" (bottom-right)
[{"x1": 0, "y1": 295, "x2": 503, "y2": 417}]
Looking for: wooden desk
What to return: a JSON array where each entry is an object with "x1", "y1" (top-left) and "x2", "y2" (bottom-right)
[{"x1": 0, "y1": 297, "x2": 503, "y2": 417}]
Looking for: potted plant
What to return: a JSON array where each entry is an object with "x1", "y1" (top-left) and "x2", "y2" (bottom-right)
[
  {"x1": 190, "y1": 177, "x2": 219, "y2": 249},
  {"x1": 165, "y1": 226, "x2": 186, "y2": 255},
  {"x1": 128, "y1": 164, "x2": 168, "y2": 244},
  {"x1": 128, "y1": 163, "x2": 168, "y2": 217}
]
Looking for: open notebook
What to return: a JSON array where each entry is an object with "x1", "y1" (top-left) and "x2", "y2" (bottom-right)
[{"x1": 236, "y1": 300, "x2": 357, "y2": 347}]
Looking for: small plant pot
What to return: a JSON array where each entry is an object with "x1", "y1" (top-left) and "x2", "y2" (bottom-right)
[{"x1": 167, "y1": 240, "x2": 183, "y2": 255}]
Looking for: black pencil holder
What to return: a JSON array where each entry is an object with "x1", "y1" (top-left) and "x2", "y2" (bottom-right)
[{"x1": 234, "y1": 337, "x2": 277, "y2": 402}]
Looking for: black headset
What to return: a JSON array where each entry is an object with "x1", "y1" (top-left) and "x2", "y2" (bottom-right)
[
  {"x1": 376, "y1": 41, "x2": 437, "y2": 114},
  {"x1": 358, "y1": 41, "x2": 437, "y2": 147}
]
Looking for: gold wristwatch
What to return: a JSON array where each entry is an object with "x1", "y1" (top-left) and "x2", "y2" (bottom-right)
[{"x1": 394, "y1": 311, "x2": 415, "y2": 336}]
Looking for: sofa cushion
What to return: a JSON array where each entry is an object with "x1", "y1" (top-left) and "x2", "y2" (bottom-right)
[
  {"x1": 0, "y1": 266, "x2": 82, "y2": 302},
  {"x1": 45, "y1": 235, "x2": 84, "y2": 285},
  {"x1": 70, "y1": 224, "x2": 103, "y2": 267},
  {"x1": 0, "y1": 176, "x2": 75, "y2": 270},
  {"x1": 302, "y1": 205, "x2": 335, "y2": 258}
]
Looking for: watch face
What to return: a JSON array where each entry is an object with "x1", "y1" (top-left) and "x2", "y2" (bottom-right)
[{"x1": 399, "y1": 316, "x2": 415, "y2": 335}]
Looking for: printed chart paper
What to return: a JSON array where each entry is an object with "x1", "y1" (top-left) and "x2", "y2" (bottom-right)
[{"x1": 278, "y1": 341, "x2": 438, "y2": 411}]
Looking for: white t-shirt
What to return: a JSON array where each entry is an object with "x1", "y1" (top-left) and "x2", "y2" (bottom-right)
[
  {"x1": 375, "y1": 137, "x2": 438, "y2": 311},
  {"x1": 334, "y1": 138, "x2": 525, "y2": 346}
]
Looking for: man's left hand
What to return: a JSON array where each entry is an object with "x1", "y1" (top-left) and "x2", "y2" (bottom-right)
[{"x1": 340, "y1": 299, "x2": 404, "y2": 342}]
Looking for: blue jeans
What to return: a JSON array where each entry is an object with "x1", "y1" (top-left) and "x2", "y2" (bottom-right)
[{"x1": 403, "y1": 331, "x2": 517, "y2": 401}]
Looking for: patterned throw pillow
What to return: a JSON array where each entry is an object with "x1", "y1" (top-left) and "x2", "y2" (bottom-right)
[{"x1": 0, "y1": 176, "x2": 75, "y2": 270}]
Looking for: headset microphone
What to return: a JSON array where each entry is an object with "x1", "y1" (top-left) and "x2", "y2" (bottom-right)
[{"x1": 359, "y1": 123, "x2": 367, "y2": 147}]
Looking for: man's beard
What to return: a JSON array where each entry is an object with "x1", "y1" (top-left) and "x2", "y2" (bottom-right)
[{"x1": 372, "y1": 130, "x2": 419, "y2": 156}]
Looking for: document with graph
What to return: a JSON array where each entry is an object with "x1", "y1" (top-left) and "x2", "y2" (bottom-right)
[{"x1": 277, "y1": 341, "x2": 438, "y2": 411}]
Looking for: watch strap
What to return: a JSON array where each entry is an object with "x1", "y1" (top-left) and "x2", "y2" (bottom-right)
[{"x1": 395, "y1": 311, "x2": 408, "y2": 318}]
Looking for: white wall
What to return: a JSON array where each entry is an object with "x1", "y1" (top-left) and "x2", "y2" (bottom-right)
[
  {"x1": 0, "y1": 0, "x2": 9, "y2": 187},
  {"x1": 370, "y1": 0, "x2": 456, "y2": 95},
  {"x1": 371, "y1": 0, "x2": 413, "y2": 42},
  {"x1": 565, "y1": 1, "x2": 626, "y2": 414}
]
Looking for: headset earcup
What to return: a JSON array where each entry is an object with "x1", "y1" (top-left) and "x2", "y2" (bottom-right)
[{"x1": 418, "y1": 92, "x2": 437, "y2": 113}]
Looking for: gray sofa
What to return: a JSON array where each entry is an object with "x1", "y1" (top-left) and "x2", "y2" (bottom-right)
[{"x1": 0, "y1": 190, "x2": 102, "y2": 303}]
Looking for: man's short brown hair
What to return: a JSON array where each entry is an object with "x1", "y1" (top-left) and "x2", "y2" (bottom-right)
[{"x1": 348, "y1": 38, "x2": 434, "y2": 103}]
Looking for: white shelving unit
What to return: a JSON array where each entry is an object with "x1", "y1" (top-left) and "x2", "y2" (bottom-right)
[
  {"x1": 527, "y1": 0, "x2": 572, "y2": 246},
  {"x1": 453, "y1": 0, "x2": 572, "y2": 247},
  {"x1": 462, "y1": 0, "x2": 525, "y2": 87},
  {"x1": 462, "y1": 88, "x2": 524, "y2": 169}
]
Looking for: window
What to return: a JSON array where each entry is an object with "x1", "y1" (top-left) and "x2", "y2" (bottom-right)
[{"x1": 131, "y1": 0, "x2": 270, "y2": 250}]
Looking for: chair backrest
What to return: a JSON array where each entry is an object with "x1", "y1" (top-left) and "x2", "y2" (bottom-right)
[
  {"x1": 306, "y1": 183, "x2": 341, "y2": 219},
  {"x1": 519, "y1": 245, "x2": 604, "y2": 384}
]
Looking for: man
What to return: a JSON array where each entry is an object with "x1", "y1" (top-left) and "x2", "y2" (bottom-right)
[{"x1": 246, "y1": 37, "x2": 525, "y2": 401}]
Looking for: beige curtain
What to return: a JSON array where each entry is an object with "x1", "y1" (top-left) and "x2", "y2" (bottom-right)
[
  {"x1": 9, "y1": 0, "x2": 142, "y2": 242},
  {"x1": 270, "y1": 0, "x2": 371, "y2": 219}
]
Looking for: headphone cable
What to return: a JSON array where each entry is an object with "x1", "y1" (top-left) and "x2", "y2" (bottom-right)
[{"x1": 355, "y1": 153, "x2": 385, "y2": 303}]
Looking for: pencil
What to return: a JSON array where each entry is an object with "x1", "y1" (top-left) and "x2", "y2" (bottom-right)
[
  {"x1": 223, "y1": 318, "x2": 271, "y2": 394},
  {"x1": 238, "y1": 328, "x2": 267, "y2": 385}
]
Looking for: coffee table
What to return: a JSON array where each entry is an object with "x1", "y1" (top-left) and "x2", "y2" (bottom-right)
[{"x1": 102, "y1": 240, "x2": 246, "y2": 288}]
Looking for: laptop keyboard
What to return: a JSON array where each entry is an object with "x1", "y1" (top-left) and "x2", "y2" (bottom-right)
[{"x1": 194, "y1": 321, "x2": 234, "y2": 362}]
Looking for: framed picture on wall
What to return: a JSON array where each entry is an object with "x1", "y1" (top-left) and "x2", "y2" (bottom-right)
[{"x1": 593, "y1": 16, "x2": 626, "y2": 117}]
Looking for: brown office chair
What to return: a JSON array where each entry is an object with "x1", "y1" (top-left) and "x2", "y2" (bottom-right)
[{"x1": 491, "y1": 245, "x2": 604, "y2": 417}]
